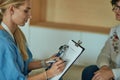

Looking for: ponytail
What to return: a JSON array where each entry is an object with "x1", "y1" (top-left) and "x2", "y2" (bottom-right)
[
  {"x1": 0, "y1": 10, "x2": 3, "y2": 23},
  {"x1": 14, "y1": 27, "x2": 28, "y2": 60}
]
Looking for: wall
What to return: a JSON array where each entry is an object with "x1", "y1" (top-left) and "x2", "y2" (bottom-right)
[
  {"x1": 21, "y1": 25, "x2": 108, "y2": 66},
  {"x1": 31, "y1": 0, "x2": 120, "y2": 35},
  {"x1": 46, "y1": 0, "x2": 119, "y2": 27}
]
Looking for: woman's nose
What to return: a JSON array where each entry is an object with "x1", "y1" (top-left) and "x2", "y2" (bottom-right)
[{"x1": 28, "y1": 11, "x2": 32, "y2": 19}]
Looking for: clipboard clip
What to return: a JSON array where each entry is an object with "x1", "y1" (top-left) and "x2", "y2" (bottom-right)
[{"x1": 72, "y1": 40, "x2": 82, "y2": 47}]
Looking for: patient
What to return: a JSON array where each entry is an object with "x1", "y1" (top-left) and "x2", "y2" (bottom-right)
[{"x1": 82, "y1": 0, "x2": 120, "y2": 80}]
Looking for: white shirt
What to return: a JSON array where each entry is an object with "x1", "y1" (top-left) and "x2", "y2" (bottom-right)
[{"x1": 97, "y1": 25, "x2": 120, "y2": 80}]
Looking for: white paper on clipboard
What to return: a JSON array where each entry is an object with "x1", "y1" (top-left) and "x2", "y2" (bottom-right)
[{"x1": 49, "y1": 40, "x2": 85, "y2": 80}]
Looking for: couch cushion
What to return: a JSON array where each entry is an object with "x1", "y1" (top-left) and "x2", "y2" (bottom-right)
[{"x1": 63, "y1": 65, "x2": 84, "y2": 80}]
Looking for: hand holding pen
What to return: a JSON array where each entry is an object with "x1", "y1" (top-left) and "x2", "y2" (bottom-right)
[
  {"x1": 45, "y1": 56, "x2": 66, "y2": 70},
  {"x1": 46, "y1": 57, "x2": 66, "y2": 78}
]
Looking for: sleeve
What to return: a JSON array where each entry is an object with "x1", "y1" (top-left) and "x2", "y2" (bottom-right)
[
  {"x1": 97, "y1": 27, "x2": 115, "y2": 68},
  {"x1": 0, "y1": 39, "x2": 27, "y2": 80},
  {"x1": 97, "y1": 39, "x2": 111, "y2": 68}
]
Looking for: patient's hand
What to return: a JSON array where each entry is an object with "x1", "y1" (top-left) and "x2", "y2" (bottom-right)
[{"x1": 92, "y1": 66, "x2": 114, "y2": 80}]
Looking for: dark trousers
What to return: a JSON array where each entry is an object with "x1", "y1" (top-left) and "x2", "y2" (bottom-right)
[{"x1": 82, "y1": 65, "x2": 99, "y2": 80}]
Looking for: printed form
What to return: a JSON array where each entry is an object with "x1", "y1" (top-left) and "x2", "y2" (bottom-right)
[{"x1": 49, "y1": 40, "x2": 85, "y2": 80}]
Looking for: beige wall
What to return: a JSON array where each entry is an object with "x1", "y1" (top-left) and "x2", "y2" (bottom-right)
[{"x1": 46, "y1": 0, "x2": 119, "y2": 28}]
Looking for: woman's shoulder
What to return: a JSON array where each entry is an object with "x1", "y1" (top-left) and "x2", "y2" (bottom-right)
[
  {"x1": 0, "y1": 30, "x2": 15, "y2": 49},
  {"x1": 0, "y1": 31, "x2": 9, "y2": 42}
]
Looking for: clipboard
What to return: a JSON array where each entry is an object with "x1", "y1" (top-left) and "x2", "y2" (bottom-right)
[{"x1": 49, "y1": 40, "x2": 85, "y2": 80}]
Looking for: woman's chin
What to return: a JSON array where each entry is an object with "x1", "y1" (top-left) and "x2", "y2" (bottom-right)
[{"x1": 18, "y1": 23, "x2": 26, "y2": 27}]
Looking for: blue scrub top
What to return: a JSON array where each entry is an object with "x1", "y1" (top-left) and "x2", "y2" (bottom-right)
[{"x1": 0, "y1": 30, "x2": 33, "y2": 80}]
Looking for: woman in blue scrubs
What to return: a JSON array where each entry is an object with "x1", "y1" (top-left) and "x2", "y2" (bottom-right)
[{"x1": 0, "y1": 0, "x2": 65, "y2": 80}]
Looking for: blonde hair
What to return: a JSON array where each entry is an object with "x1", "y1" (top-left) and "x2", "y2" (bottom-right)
[{"x1": 0, "y1": 0, "x2": 28, "y2": 60}]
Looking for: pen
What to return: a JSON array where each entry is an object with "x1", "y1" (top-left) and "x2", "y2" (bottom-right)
[
  {"x1": 46, "y1": 60, "x2": 56, "y2": 64},
  {"x1": 46, "y1": 60, "x2": 67, "y2": 64},
  {"x1": 46, "y1": 60, "x2": 67, "y2": 70},
  {"x1": 46, "y1": 60, "x2": 56, "y2": 70}
]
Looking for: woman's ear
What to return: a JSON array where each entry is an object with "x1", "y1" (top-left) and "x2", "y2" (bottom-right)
[{"x1": 8, "y1": 5, "x2": 15, "y2": 15}]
